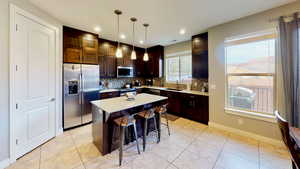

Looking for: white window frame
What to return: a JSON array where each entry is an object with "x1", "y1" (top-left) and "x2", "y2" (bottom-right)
[
  {"x1": 224, "y1": 29, "x2": 278, "y2": 122},
  {"x1": 165, "y1": 51, "x2": 192, "y2": 83}
]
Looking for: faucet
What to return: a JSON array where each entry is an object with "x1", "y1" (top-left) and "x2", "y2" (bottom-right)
[{"x1": 176, "y1": 80, "x2": 179, "y2": 90}]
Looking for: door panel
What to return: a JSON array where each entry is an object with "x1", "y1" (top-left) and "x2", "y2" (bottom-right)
[
  {"x1": 14, "y1": 13, "x2": 56, "y2": 158},
  {"x1": 63, "y1": 64, "x2": 82, "y2": 129},
  {"x1": 81, "y1": 65, "x2": 99, "y2": 124}
]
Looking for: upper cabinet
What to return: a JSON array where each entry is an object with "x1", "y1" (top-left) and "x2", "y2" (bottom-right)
[
  {"x1": 192, "y1": 33, "x2": 208, "y2": 79},
  {"x1": 63, "y1": 26, "x2": 99, "y2": 65},
  {"x1": 144, "y1": 45, "x2": 164, "y2": 78},
  {"x1": 98, "y1": 39, "x2": 117, "y2": 78},
  {"x1": 117, "y1": 44, "x2": 133, "y2": 67}
]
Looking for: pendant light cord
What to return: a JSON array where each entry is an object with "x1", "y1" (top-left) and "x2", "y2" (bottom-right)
[
  {"x1": 132, "y1": 21, "x2": 135, "y2": 50},
  {"x1": 145, "y1": 26, "x2": 147, "y2": 53},
  {"x1": 117, "y1": 14, "x2": 120, "y2": 47}
]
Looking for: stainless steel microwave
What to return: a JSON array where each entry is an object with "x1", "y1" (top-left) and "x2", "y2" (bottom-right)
[{"x1": 117, "y1": 66, "x2": 134, "y2": 77}]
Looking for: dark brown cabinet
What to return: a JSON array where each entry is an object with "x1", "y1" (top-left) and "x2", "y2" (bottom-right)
[
  {"x1": 160, "y1": 90, "x2": 208, "y2": 124},
  {"x1": 134, "y1": 48, "x2": 146, "y2": 77},
  {"x1": 99, "y1": 91, "x2": 120, "y2": 100},
  {"x1": 192, "y1": 33, "x2": 208, "y2": 79},
  {"x1": 98, "y1": 39, "x2": 117, "y2": 78},
  {"x1": 63, "y1": 26, "x2": 98, "y2": 64},
  {"x1": 160, "y1": 90, "x2": 181, "y2": 115},
  {"x1": 117, "y1": 44, "x2": 133, "y2": 67},
  {"x1": 144, "y1": 45, "x2": 164, "y2": 78},
  {"x1": 181, "y1": 93, "x2": 209, "y2": 124}
]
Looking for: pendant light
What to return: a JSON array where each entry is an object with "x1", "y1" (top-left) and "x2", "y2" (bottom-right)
[
  {"x1": 114, "y1": 10, "x2": 123, "y2": 58},
  {"x1": 130, "y1": 17, "x2": 137, "y2": 60},
  {"x1": 143, "y1": 23, "x2": 149, "y2": 61}
]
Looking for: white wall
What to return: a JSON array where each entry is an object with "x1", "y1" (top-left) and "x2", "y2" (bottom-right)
[
  {"x1": 164, "y1": 40, "x2": 191, "y2": 56},
  {"x1": 208, "y1": 0, "x2": 300, "y2": 140},
  {"x1": 0, "y1": 0, "x2": 62, "y2": 162}
]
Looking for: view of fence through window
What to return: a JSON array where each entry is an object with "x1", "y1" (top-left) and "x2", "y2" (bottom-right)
[
  {"x1": 225, "y1": 32, "x2": 276, "y2": 114},
  {"x1": 166, "y1": 55, "x2": 192, "y2": 82}
]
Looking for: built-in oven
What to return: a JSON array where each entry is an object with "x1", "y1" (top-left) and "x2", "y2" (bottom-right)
[{"x1": 117, "y1": 66, "x2": 134, "y2": 78}]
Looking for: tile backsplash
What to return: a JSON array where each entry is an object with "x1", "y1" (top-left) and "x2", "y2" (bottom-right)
[{"x1": 100, "y1": 78, "x2": 145, "y2": 89}]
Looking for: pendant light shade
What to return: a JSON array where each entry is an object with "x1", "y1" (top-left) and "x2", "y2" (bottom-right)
[
  {"x1": 114, "y1": 10, "x2": 123, "y2": 58},
  {"x1": 130, "y1": 17, "x2": 137, "y2": 60},
  {"x1": 143, "y1": 52, "x2": 149, "y2": 61},
  {"x1": 143, "y1": 23, "x2": 149, "y2": 62}
]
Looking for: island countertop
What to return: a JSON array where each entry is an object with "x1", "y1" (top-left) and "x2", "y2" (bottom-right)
[{"x1": 91, "y1": 93, "x2": 168, "y2": 113}]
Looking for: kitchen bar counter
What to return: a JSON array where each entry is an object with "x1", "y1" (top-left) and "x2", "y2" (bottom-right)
[
  {"x1": 100, "y1": 86, "x2": 209, "y2": 96},
  {"x1": 91, "y1": 93, "x2": 168, "y2": 155},
  {"x1": 91, "y1": 93, "x2": 168, "y2": 113}
]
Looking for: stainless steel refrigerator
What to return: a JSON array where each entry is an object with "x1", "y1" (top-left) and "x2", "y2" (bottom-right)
[{"x1": 63, "y1": 63, "x2": 100, "y2": 130}]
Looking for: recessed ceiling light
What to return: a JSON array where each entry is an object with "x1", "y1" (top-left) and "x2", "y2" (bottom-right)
[
  {"x1": 179, "y1": 29, "x2": 186, "y2": 35},
  {"x1": 94, "y1": 26, "x2": 101, "y2": 33},
  {"x1": 120, "y1": 34, "x2": 126, "y2": 39},
  {"x1": 139, "y1": 40, "x2": 144, "y2": 44}
]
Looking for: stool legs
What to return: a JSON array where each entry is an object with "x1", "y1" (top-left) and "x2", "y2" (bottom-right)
[
  {"x1": 164, "y1": 112, "x2": 171, "y2": 136},
  {"x1": 142, "y1": 116, "x2": 160, "y2": 151},
  {"x1": 133, "y1": 123, "x2": 140, "y2": 154},
  {"x1": 119, "y1": 126, "x2": 124, "y2": 166},
  {"x1": 143, "y1": 119, "x2": 148, "y2": 151}
]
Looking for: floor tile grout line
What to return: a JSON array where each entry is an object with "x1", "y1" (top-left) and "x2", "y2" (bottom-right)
[
  {"x1": 169, "y1": 126, "x2": 208, "y2": 166},
  {"x1": 70, "y1": 132, "x2": 86, "y2": 169},
  {"x1": 211, "y1": 132, "x2": 229, "y2": 169},
  {"x1": 38, "y1": 147, "x2": 41, "y2": 169}
]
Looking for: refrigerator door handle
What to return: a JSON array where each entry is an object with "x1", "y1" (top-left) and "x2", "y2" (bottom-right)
[{"x1": 79, "y1": 73, "x2": 82, "y2": 104}]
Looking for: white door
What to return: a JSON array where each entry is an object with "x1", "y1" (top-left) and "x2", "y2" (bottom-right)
[{"x1": 12, "y1": 12, "x2": 56, "y2": 158}]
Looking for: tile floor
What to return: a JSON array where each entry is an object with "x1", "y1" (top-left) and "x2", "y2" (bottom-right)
[{"x1": 6, "y1": 117, "x2": 291, "y2": 169}]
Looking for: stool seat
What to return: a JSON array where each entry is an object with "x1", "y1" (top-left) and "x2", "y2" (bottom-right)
[
  {"x1": 137, "y1": 110, "x2": 155, "y2": 119},
  {"x1": 114, "y1": 116, "x2": 136, "y2": 127}
]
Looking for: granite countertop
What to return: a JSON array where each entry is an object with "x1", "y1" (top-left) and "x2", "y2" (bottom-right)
[
  {"x1": 91, "y1": 93, "x2": 168, "y2": 113},
  {"x1": 139, "y1": 85, "x2": 209, "y2": 96},
  {"x1": 99, "y1": 86, "x2": 209, "y2": 96},
  {"x1": 99, "y1": 89, "x2": 119, "y2": 93}
]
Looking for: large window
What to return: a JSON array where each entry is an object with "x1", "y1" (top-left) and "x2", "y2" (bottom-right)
[
  {"x1": 165, "y1": 53, "x2": 192, "y2": 83},
  {"x1": 225, "y1": 30, "x2": 276, "y2": 115}
]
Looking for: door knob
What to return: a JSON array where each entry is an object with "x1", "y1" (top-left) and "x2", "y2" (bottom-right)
[{"x1": 49, "y1": 98, "x2": 56, "y2": 102}]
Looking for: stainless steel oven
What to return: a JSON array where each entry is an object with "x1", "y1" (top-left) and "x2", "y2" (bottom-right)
[{"x1": 117, "y1": 66, "x2": 133, "y2": 77}]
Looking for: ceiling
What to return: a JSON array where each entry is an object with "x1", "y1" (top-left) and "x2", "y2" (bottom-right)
[{"x1": 29, "y1": 0, "x2": 295, "y2": 47}]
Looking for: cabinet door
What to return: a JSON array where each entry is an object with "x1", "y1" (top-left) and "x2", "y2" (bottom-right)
[
  {"x1": 106, "y1": 55, "x2": 117, "y2": 77},
  {"x1": 182, "y1": 94, "x2": 209, "y2": 124},
  {"x1": 192, "y1": 33, "x2": 208, "y2": 79},
  {"x1": 82, "y1": 38, "x2": 98, "y2": 64},
  {"x1": 99, "y1": 91, "x2": 120, "y2": 100},
  {"x1": 135, "y1": 48, "x2": 145, "y2": 77},
  {"x1": 160, "y1": 91, "x2": 180, "y2": 115},
  {"x1": 64, "y1": 48, "x2": 82, "y2": 63}
]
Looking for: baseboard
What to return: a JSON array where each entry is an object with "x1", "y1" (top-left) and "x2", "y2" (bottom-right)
[
  {"x1": 0, "y1": 158, "x2": 10, "y2": 169},
  {"x1": 56, "y1": 127, "x2": 64, "y2": 136},
  {"x1": 208, "y1": 122, "x2": 284, "y2": 146}
]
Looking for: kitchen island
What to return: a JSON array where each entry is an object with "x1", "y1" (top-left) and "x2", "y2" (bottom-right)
[{"x1": 91, "y1": 93, "x2": 168, "y2": 155}]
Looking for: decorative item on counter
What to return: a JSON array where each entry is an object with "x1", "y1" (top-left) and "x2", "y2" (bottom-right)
[
  {"x1": 134, "y1": 80, "x2": 141, "y2": 87},
  {"x1": 186, "y1": 82, "x2": 191, "y2": 91},
  {"x1": 201, "y1": 82, "x2": 208, "y2": 92},
  {"x1": 125, "y1": 92, "x2": 136, "y2": 101}
]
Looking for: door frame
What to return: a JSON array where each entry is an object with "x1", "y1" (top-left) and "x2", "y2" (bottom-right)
[{"x1": 9, "y1": 4, "x2": 62, "y2": 162}]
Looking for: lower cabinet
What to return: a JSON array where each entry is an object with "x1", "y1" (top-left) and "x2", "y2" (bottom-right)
[
  {"x1": 160, "y1": 90, "x2": 209, "y2": 124},
  {"x1": 181, "y1": 93, "x2": 209, "y2": 124},
  {"x1": 99, "y1": 91, "x2": 120, "y2": 100},
  {"x1": 160, "y1": 90, "x2": 181, "y2": 116}
]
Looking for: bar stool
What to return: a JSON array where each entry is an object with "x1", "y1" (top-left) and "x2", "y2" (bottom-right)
[
  {"x1": 155, "y1": 104, "x2": 170, "y2": 136},
  {"x1": 114, "y1": 115, "x2": 140, "y2": 166},
  {"x1": 137, "y1": 108, "x2": 159, "y2": 151}
]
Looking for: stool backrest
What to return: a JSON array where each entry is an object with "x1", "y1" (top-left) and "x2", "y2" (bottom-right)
[
  {"x1": 275, "y1": 111, "x2": 300, "y2": 168},
  {"x1": 156, "y1": 104, "x2": 168, "y2": 113}
]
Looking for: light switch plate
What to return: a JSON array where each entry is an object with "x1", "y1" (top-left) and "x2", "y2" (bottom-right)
[{"x1": 210, "y1": 84, "x2": 216, "y2": 89}]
